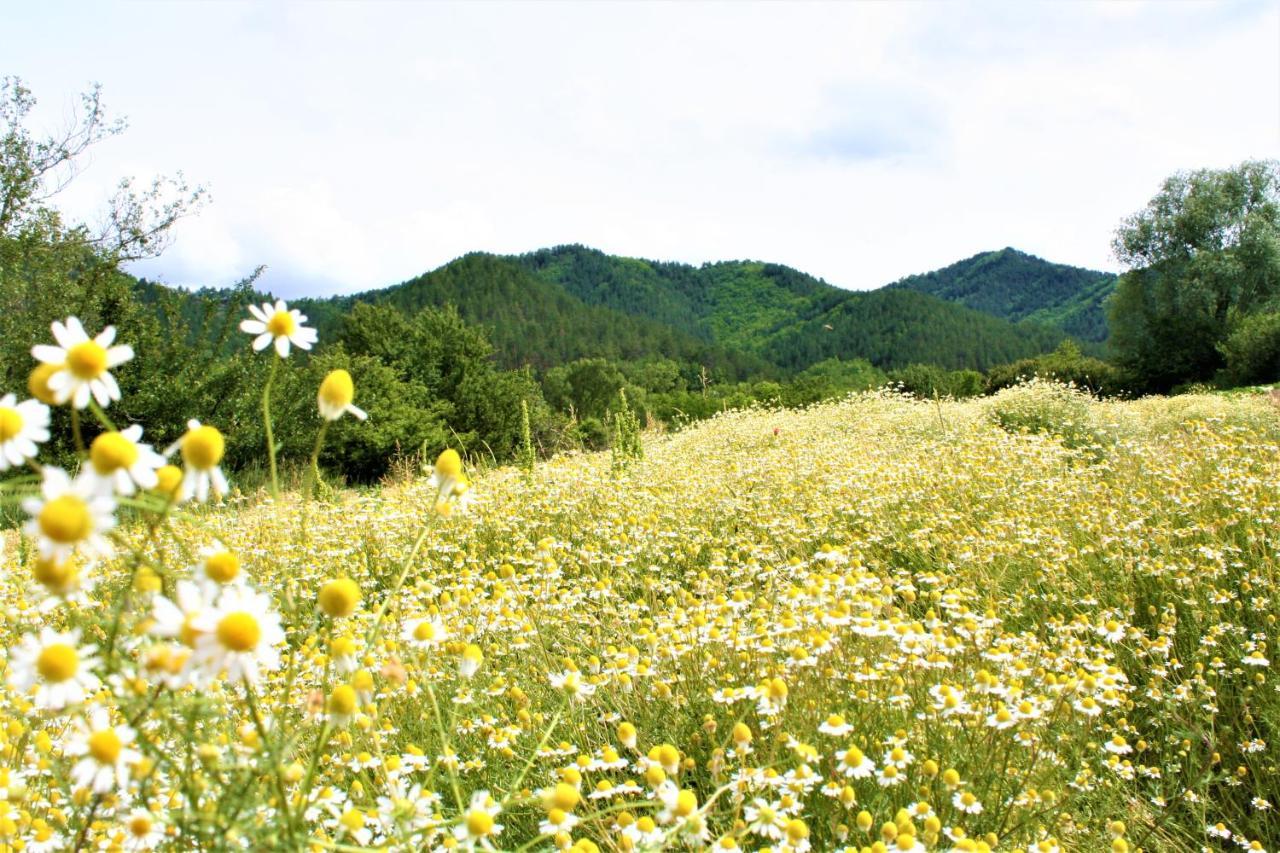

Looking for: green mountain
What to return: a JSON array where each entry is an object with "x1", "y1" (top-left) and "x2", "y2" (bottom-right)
[
  {"x1": 886, "y1": 247, "x2": 1117, "y2": 342},
  {"x1": 512, "y1": 245, "x2": 1067, "y2": 371},
  {"x1": 297, "y1": 253, "x2": 769, "y2": 378}
]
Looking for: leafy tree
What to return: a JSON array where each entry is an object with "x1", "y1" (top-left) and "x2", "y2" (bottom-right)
[
  {"x1": 1109, "y1": 160, "x2": 1280, "y2": 391},
  {"x1": 1217, "y1": 311, "x2": 1280, "y2": 387}
]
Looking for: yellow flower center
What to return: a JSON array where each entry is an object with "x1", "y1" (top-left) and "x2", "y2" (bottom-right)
[
  {"x1": 435, "y1": 448, "x2": 463, "y2": 478},
  {"x1": 786, "y1": 820, "x2": 809, "y2": 841},
  {"x1": 328, "y1": 684, "x2": 357, "y2": 716},
  {"x1": 181, "y1": 425, "x2": 225, "y2": 470},
  {"x1": 28, "y1": 363, "x2": 61, "y2": 405},
  {"x1": 216, "y1": 612, "x2": 261, "y2": 652},
  {"x1": 466, "y1": 809, "x2": 495, "y2": 836},
  {"x1": 266, "y1": 310, "x2": 296, "y2": 338},
  {"x1": 90, "y1": 431, "x2": 139, "y2": 474},
  {"x1": 128, "y1": 815, "x2": 153, "y2": 837},
  {"x1": 36, "y1": 643, "x2": 79, "y2": 682},
  {"x1": 154, "y1": 464, "x2": 183, "y2": 497},
  {"x1": 319, "y1": 370, "x2": 355, "y2": 409},
  {"x1": 88, "y1": 728, "x2": 123, "y2": 764},
  {"x1": 66, "y1": 340, "x2": 108, "y2": 379},
  {"x1": 413, "y1": 621, "x2": 438, "y2": 642},
  {"x1": 33, "y1": 555, "x2": 78, "y2": 591},
  {"x1": 0, "y1": 407, "x2": 23, "y2": 442},
  {"x1": 204, "y1": 551, "x2": 241, "y2": 584},
  {"x1": 38, "y1": 495, "x2": 93, "y2": 543},
  {"x1": 318, "y1": 578, "x2": 361, "y2": 618}
]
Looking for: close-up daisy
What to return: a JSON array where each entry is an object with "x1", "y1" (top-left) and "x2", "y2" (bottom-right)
[
  {"x1": 31, "y1": 317, "x2": 134, "y2": 409},
  {"x1": 65, "y1": 706, "x2": 142, "y2": 793},
  {"x1": 0, "y1": 393, "x2": 50, "y2": 470},
  {"x1": 165, "y1": 419, "x2": 229, "y2": 502},
  {"x1": 6, "y1": 627, "x2": 101, "y2": 711},
  {"x1": 22, "y1": 466, "x2": 116, "y2": 561},
  {"x1": 85, "y1": 425, "x2": 166, "y2": 496},
  {"x1": 318, "y1": 369, "x2": 367, "y2": 421},
  {"x1": 239, "y1": 298, "x2": 318, "y2": 358},
  {"x1": 190, "y1": 585, "x2": 285, "y2": 685}
]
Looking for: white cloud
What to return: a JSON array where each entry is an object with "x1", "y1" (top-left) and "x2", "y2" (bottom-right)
[{"x1": 6, "y1": 0, "x2": 1277, "y2": 297}]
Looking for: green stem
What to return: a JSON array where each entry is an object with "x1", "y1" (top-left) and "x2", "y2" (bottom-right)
[
  {"x1": 87, "y1": 398, "x2": 117, "y2": 432},
  {"x1": 299, "y1": 420, "x2": 329, "y2": 540},
  {"x1": 263, "y1": 356, "x2": 281, "y2": 499},
  {"x1": 70, "y1": 407, "x2": 86, "y2": 457},
  {"x1": 244, "y1": 679, "x2": 297, "y2": 842},
  {"x1": 365, "y1": 515, "x2": 435, "y2": 645}
]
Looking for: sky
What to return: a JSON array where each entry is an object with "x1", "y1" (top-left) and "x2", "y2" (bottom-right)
[{"x1": 6, "y1": 0, "x2": 1279, "y2": 298}]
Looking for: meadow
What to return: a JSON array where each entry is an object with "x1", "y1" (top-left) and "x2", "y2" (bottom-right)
[{"x1": 1, "y1": 316, "x2": 1279, "y2": 852}]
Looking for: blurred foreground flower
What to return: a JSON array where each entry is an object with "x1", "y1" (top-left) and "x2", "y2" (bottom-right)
[{"x1": 31, "y1": 317, "x2": 134, "y2": 409}]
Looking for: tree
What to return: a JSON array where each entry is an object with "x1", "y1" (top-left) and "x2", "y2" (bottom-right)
[{"x1": 1109, "y1": 161, "x2": 1280, "y2": 391}]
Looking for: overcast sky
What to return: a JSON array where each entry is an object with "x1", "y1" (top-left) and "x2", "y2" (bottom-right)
[{"x1": 7, "y1": 1, "x2": 1279, "y2": 298}]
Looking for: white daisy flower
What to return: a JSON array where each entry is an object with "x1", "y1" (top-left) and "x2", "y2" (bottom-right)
[
  {"x1": 22, "y1": 466, "x2": 116, "y2": 561},
  {"x1": 7, "y1": 627, "x2": 101, "y2": 711},
  {"x1": 239, "y1": 298, "x2": 318, "y2": 358},
  {"x1": 165, "y1": 420, "x2": 229, "y2": 502},
  {"x1": 453, "y1": 789, "x2": 503, "y2": 849},
  {"x1": 744, "y1": 798, "x2": 788, "y2": 840},
  {"x1": 85, "y1": 425, "x2": 166, "y2": 496},
  {"x1": 834, "y1": 745, "x2": 875, "y2": 779},
  {"x1": 952, "y1": 790, "x2": 984, "y2": 814},
  {"x1": 402, "y1": 616, "x2": 450, "y2": 649},
  {"x1": 818, "y1": 714, "x2": 853, "y2": 737},
  {"x1": 190, "y1": 585, "x2": 285, "y2": 685},
  {"x1": 121, "y1": 808, "x2": 166, "y2": 850},
  {"x1": 0, "y1": 393, "x2": 50, "y2": 470},
  {"x1": 31, "y1": 317, "x2": 134, "y2": 409},
  {"x1": 66, "y1": 706, "x2": 142, "y2": 793},
  {"x1": 318, "y1": 369, "x2": 367, "y2": 421}
]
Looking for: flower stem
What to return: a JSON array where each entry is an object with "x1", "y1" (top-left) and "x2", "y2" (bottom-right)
[{"x1": 263, "y1": 356, "x2": 281, "y2": 499}]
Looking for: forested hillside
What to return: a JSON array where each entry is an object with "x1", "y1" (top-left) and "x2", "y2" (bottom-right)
[{"x1": 888, "y1": 247, "x2": 1117, "y2": 341}]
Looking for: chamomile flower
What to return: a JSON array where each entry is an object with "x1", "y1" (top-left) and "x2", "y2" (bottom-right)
[
  {"x1": 835, "y1": 745, "x2": 875, "y2": 779},
  {"x1": 190, "y1": 586, "x2": 285, "y2": 685},
  {"x1": 745, "y1": 798, "x2": 788, "y2": 840},
  {"x1": 454, "y1": 790, "x2": 503, "y2": 849},
  {"x1": 31, "y1": 317, "x2": 134, "y2": 409},
  {"x1": 952, "y1": 790, "x2": 984, "y2": 814},
  {"x1": 22, "y1": 466, "x2": 115, "y2": 561},
  {"x1": 818, "y1": 713, "x2": 853, "y2": 737},
  {"x1": 459, "y1": 643, "x2": 484, "y2": 679},
  {"x1": 85, "y1": 425, "x2": 166, "y2": 496},
  {"x1": 121, "y1": 808, "x2": 166, "y2": 850},
  {"x1": 239, "y1": 298, "x2": 318, "y2": 358},
  {"x1": 66, "y1": 706, "x2": 142, "y2": 793},
  {"x1": 7, "y1": 628, "x2": 101, "y2": 711},
  {"x1": 318, "y1": 369, "x2": 367, "y2": 421},
  {"x1": 166, "y1": 419, "x2": 229, "y2": 502},
  {"x1": 0, "y1": 393, "x2": 49, "y2": 470},
  {"x1": 402, "y1": 616, "x2": 450, "y2": 649}
]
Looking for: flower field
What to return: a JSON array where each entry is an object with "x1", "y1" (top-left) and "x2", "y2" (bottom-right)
[{"x1": 2, "y1": 321, "x2": 1280, "y2": 850}]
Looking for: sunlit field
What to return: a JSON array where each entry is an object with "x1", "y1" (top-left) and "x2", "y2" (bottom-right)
[{"x1": 2, "y1": 319, "x2": 1279, "y2": 851}]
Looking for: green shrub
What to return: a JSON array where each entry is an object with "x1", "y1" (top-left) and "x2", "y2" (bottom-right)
[{"x1": 984, "y1": 377, "x2": 1105, "y2": 450}]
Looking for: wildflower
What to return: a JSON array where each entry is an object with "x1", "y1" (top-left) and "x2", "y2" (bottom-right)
[
  {"x1": 318, "y1": 369, "x2": 367, "y2": 421},
  {"x1": 318, "y1": 578, "x2": 361, "y2": 618},
  {"x1": 428, "y1": 448, "x2": 464, "y2": 494},
  {"x1": 0, "y1": 393, "x2": 49, "y2": 470},
  {"x1": 549, "y1": 669, "x2": 597, "y2": 702},
  {"x1": 31, "y1": 317, "x2": 134, "y2": 408},
  {"x1": 197, "y1": 544, "x2": 243, "y2": 585},
  {"x1": 402, "y1": 616, "x2": 450, "y2": 649},
  {"x1": 23, "y1": 466, "x2": 115, "y2": 560},
  {"x1": 121, "y1": 808, "x2": 165, "y2": 850},
  {"x1": 31, "y1": 552, "x2": 92, "y2": 599},
  {"x1": 152, "y1": 464, "x2": 184, "y2": 502},
  {"x1": 454, "y1": 790, "x2": 503, "y2": 849},
  {"x1": 166, "y1": 419, "x2": 229, "y2": 501},
  {"x1": 459, "y1": 643, "x2": 484, "y2": 678},
  {"x1": 818, "y1": 713, "x2": 853, "y2": 736},
  {"x1": 7, "y1": 628, "x2": 101, "y2": 711},
  {"x1": 327, "y1": 684, "x2": 359, "y2": 726},
  {"x1": 66, "y1": 706, "x2": 142, "y2": 792},
  {"x1": 190, "y1": 586, "x2": 285, "y2": 685},
  {"x1": 835, "y1": 745, "x2": 875, "y2": 779},
  {"x1": 85, "y1": 425, "x2": 166, "y2": 496},
  {"x1": 239, "y1": 298, "x2": 318, "y2": 357},
  {"x1": 745, "y1": 798, "x2": 787, "y2": 840},
  {"x1": 28, "y1": 362, "x2": 61, "y2": 405},
  {"x1": 952, "y1": 790, "x2": 983, "y2": 814}
]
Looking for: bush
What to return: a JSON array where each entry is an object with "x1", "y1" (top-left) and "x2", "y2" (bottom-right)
[
  {"x1": 1217, "y1": 310, "x2": 1280, "y2": 387},
  {"x1": 984, "y1": 377, "x2": 1105, "y2": 450}
]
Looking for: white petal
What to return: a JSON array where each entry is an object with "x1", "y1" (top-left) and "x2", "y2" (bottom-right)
[
  {"x1": 32, "y1": 344, "x2": 67, "y2": 364},
  {"x1": 275, "y1": 336, "x2": 291, "y2": 358},
  {"x1": 106, "y1": 345, "x2": 134, "y2": 367},
  {"x1": 240, "y1": 320, "x2": 267, "y2": 335},
  {"x1": 253, "y1": 333, "x2": 273, "y2": 351},
  {"x1": 95, "y1": 325, "x2": 117, "y2": 347}
]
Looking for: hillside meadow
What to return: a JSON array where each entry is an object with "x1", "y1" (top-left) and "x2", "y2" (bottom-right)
[{"x1": 1, "y1": 366, "x2": 1278, "y2": 852}]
